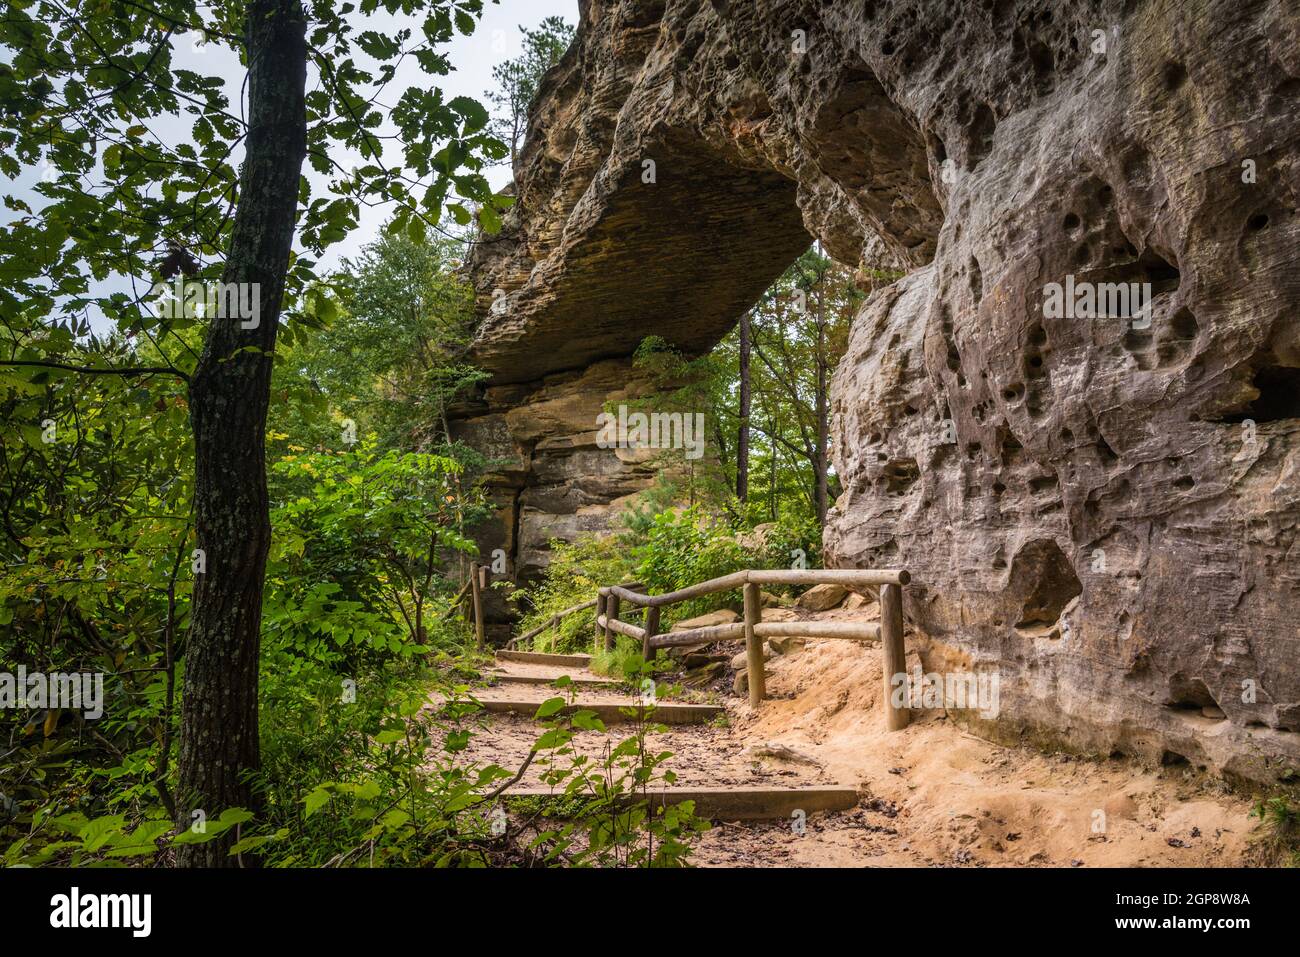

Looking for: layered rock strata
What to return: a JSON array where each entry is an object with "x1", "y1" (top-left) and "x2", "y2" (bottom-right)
[{"x1": 460, "y1": 0, "x2": 1300, "y2": 781}]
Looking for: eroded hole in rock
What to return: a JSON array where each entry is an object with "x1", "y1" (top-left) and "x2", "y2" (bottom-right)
[
  {"x1": 1029, "y1": 474, "x2": 1058, "y2": 494},
  {"x1": 1169, "y1": 307, "x2": 1198, "y2": 340},
  {"x1": 999, "y1": 427, "x2": 1024, "y2": 466},
  {"x1": 1221, "y1": 366, "x2": 1300, "y2": 423},
  {"x1": 967, "y1": 102, "x2": 997, "y2": 167},
  {"x1": 1096, "y1": 433, "x2": 1120, "y2": 466},
  {"x1": 1025, "y1": 36, "x2": 1055, "y2": 93},
  {"x1": 1009, "y1": 539, "x2": 1083, "y2": 633},
  {"x1": 1139, "y1": 248, "x2": 1181, "y2": 293},
  {"x1": 1166, "y1": 676, "x2": 1220, "y2": 713},
  {"x1": 883, "y1": 458, "x2": 921, "y2": 495}
]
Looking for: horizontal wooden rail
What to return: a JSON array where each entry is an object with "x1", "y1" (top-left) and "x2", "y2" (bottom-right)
[
  {"x1": 752, "y1": 621, "x2": 881, "y2": 641},
  {"x1": 645, "y1": 620, "x2": 880, "y2": 649},
  {"x1": 649, "y1": 622, "x2": 746, "y2": 649},
  {"x1": 597, "y1": 566, "x2": 912, "y2": 732},
  {"x1": 596, "y1": 615, "x2": 646, "y2": 641},
  {"x1": 512, "y1": 598, "x2": 597, "y2": 647},
  {"x1": 512, "y1": 582, "x2": 644, "y2": 650},
  {"x1": 604, "y1": 568, "x2": 908, "y2": 608},
  {"x1": 747, "y1": 569, "x2": 908, "y2": 587}
]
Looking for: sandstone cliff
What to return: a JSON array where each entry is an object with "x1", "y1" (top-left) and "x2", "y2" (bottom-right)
[{"x1": 461, "y1": 0, "x2": 1300, "y2": 782}]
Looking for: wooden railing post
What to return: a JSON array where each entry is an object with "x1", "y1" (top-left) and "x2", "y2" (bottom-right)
[
  {"x1": 743, "y1": 581, "x2": 765, "y2": 707},
  {"x1": 471, "y1": 562, "x2": 486, "y2": 651},
  {"x1": 881, "y1": 582, "x2": 909, "y2": 730},
  {"x1": 605, "y1": 592, "x2": 620, "y2": 652},
  {"x1": 642, "y1": 606, "x2": 660, "y2": 663},
  {"x1": 595, "y1": 592, "x2": 607, "y2": 653}
]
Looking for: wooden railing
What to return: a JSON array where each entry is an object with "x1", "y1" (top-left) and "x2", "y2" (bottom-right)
[
  {"x1": 506, "y1": 582, "x2": 645, "y2": 650},
  {"x1": 596, "y1": 568, "x2": 911, "y2": 731},
  {"x1": 441, "y1": 564, "x2": 489, "y2": 650}
]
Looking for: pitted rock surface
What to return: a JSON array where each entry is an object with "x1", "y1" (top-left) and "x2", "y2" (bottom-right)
[{"x1": 459, "y1": 0, "x2": 1300, "y2": 780}]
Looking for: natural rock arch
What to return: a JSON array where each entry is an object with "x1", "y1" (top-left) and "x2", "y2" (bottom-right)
[{"x1": 457, "y1": 0, "x2": 1300, "y2": 782}]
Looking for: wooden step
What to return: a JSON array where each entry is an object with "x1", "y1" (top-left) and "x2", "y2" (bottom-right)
[
  {"x1": 476, "y1": 698, "x2": 723, "y2": 725},
  {"x1": 496, "y1": 649, "x2": 592, "y2": 668},
  {"x1": 505, "y1": 785, "x2": 859, "y2": 820},
  {"x1": 488, "y1": 672, "x2": 620, "y2": 689}
]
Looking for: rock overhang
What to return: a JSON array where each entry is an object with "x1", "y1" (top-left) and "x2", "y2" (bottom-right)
[{"x1": 459, "y1": 0, "x2": 1300, "y2": 782}]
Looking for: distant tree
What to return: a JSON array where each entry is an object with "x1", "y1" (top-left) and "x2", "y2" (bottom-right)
[
  {"x1": 748, "y1": 246, "x2": 861, "y2": 529},
  {"x1": 486, "y1": 16, "x2": 576, "y2": 168},
  {"x1": 272, "y1": 230, "x2": 484, "y2": 453},
  {"x1": 628, "y1": 248, "x2": 863, "y2": 531},
  {"x1": 737, "y1": 309, "x2": 752, "y2": 503}
]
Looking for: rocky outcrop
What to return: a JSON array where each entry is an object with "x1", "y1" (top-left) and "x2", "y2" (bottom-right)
[
  {"x1": 462, "y1": 0, "x2": 1300, "y2": 782},
  {"x1": 451, "y1": 357, "x2": 662, "y2": 634}
]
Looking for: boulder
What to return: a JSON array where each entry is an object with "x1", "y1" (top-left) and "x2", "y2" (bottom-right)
[
  {"x1": 796, "y1": 583, "x2": 849, "y2": 611},
  {"x1": 730, "y1": 646, "x2": 773, "y2": 671},
  {"x1": 767, "y1": 636, "x2": 807, "y2": 656},
  {"x1": 684, "y1": 661, "x2": 725, "y2": 687},
  {"x1": 671, "y1": 608, "x2": 739, "y2": 632},
  {"x1": 761, "y1": 608, "x2": 801, "y2": 623},
  {"x1": 843, "y1": 593, "x2": 879, "y2": 616},
  {"x1": 682, "y1": 650, "x2": 726, "y2": 669},
  {"x1": 733, "y1": 669, "x2": 770, "y2": 696}
]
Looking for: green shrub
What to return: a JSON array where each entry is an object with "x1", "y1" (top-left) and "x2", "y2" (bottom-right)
[
  {"x1": 634, "y1": 505, "x2": 821, "y2": 622},
  {"x1": 1251, "y1": 795, "x2": 1300, "y2": 867},
  {"x1": 588, "y1": 636, "x2": 645, "y2": 682},
  {"x1": 512, "y1": 536, "x2": 636, "y2": 654}
]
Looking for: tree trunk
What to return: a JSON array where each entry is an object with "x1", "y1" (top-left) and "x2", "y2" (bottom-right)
[
  {"x1": 768, "y1": 412, "x2": 778, "y2": 521},
  {"x1": 814, "y1": 270, "x2": 829, "y2": 529},
  {"x1": 737, "y1": 309, "x2": 751, "y2": 504},
  {"x1": 176, "y1": 0, "x2": 307, "y2": 867}
]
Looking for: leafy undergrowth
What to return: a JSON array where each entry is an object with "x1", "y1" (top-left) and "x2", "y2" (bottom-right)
[
  {"x1": 588, "y1": 636, "x2": 645, "y2": 682},
  {"x1": 3, "y1": 650, "x2": 710, "y2": 867},
  {"x1": 495, "y1": 669, "x2": 710, "y2": 867},
  {"x1": 1250, "y1": 795, "x2": 1300, "y2": 867},
  {"x1": 515, "y1": 506, "x2": 819, "y2": 656}
]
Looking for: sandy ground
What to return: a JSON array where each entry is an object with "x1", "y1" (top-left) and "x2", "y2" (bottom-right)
[
  {"x1": 447, "y1": 710, "x2": 832, "y2": 791},
  {"x1": 439, "y1": 618, "x2": 1261, "y2": 868},
  {"x1": 697, "y1": 638, "x2": 1256, "y2": 867}
]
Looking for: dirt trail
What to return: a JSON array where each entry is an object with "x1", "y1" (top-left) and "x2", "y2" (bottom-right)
[
  {"x1": 449, "y1": 615, "x2": 1261, "y2": 868},
  {"x1": 702, "y1": 637, "x2": 1256, "y2": 867}
]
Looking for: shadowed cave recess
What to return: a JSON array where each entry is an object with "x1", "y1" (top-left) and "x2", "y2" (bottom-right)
[{"x1": 452, "y1": 0, "x2": 1300, "y2": 784}]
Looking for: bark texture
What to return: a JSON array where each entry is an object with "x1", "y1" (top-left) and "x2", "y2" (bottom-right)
[{"x1": 176, "y1": 0, "x2": 307, "y2": 866}]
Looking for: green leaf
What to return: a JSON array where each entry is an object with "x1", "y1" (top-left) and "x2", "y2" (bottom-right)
[{"x1": 534, "y1": 696, "x2": 567, "y2": 719}]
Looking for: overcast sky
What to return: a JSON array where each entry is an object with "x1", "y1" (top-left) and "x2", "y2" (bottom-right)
[
  {"x1": 5, "y1": 0, "x2": 579, "y2": 330},
  {"x1": 342, "y1": 0, "x2": 579, "y2": 264}
]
